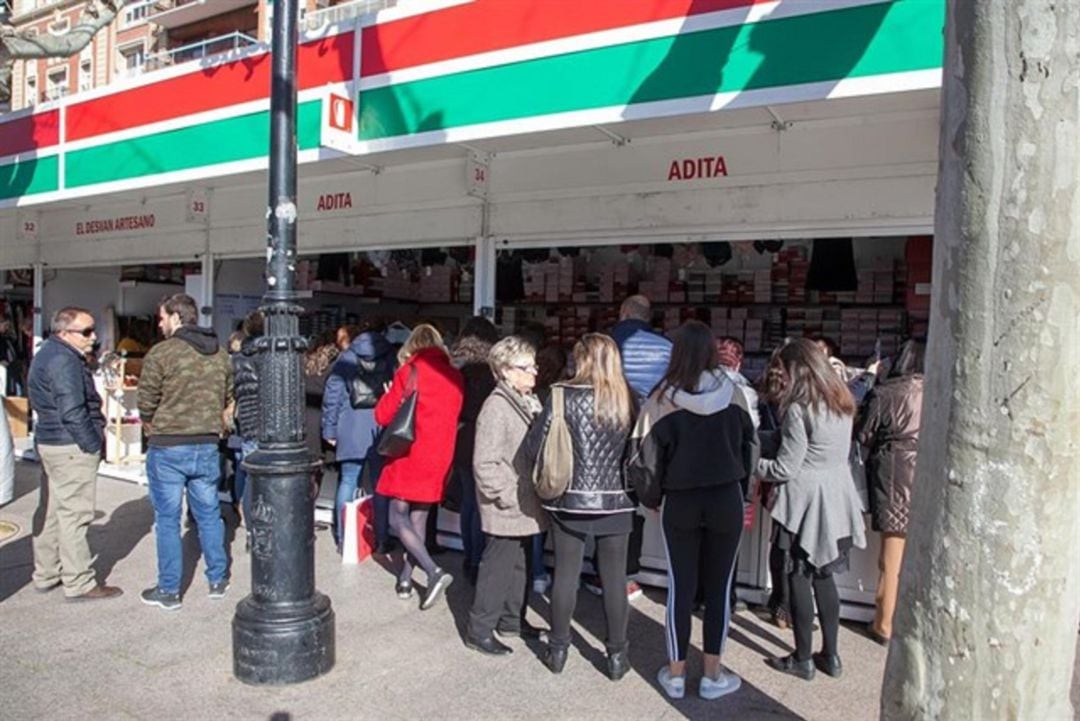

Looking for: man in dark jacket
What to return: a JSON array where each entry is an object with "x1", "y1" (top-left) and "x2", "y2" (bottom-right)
[
  {"x1": 610, "y1": 295, "x2": 672, "y2": 402},
  {"x1": 138, "y1": 294, "x2": 234, "y2": 611},
  {"x1": 28, "y1": 307, "x2": 122, "y2": 600}
]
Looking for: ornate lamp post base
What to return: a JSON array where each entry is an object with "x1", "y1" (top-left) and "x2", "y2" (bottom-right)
[{"x1": 233, "y1": 447, "x2": 335, "y2": 685}]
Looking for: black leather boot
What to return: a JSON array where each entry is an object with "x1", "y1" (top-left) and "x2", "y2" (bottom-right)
[
  {"x1": 606, "y1": 649, "x2": 630, "y2": 681},
  {"x1": 812, "y1": 652, "x2": 843, "y2": 678},
  {"x1": 541, "y1": 644, "x2": 569, "y2": 674},
  {"x1": 766, "y1": 654, "x2": 815, "y2": 681}
]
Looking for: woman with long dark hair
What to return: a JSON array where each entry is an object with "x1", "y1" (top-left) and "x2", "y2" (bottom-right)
[
  {"x1": 522, "y1": 334, "x2": 636, "y2": 680},
  {"x1": 627, "y1": 321, "x2": 758, "y2": 700},
  {"x1": 855, "y1": 339, "x2": 925, "y2": 644},
  {"x1": 758, "y1": 338, "x2": 866, "y2": 681}
]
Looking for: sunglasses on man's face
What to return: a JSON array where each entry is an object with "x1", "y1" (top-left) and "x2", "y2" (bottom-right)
[{"x1": 67, "y1": 326, "x2": 96, "y2": 338}]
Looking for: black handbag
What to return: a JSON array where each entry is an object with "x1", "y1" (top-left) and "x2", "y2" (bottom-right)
[{"x1": 376, "y1": 366, "x2": 418, "y2": 458}]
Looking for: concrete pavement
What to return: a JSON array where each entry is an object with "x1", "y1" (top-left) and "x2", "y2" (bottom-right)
[{"x1": 0, "y1": 460, "x2": 1068, "y2": 721}]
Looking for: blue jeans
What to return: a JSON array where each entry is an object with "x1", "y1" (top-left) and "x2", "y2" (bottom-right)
[
  {"x1": 457, "y1": 466, "x2": 486, "y2": 571},
  {"x1": 234, "y1": 439, "x2": 258, "y2": 528},
  {"x1": 531, "y1": 532, "x2": 548, "y2": 581},
  {"x1": 147, "y1": 444, "x2": 228, "y2": 594},
  {"x1": 334, "y1": 460, "x2": 364, "y2": 545}
]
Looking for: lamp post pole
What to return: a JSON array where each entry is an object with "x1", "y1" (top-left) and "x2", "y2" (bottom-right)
[{"x1": 232, "y1": 0, "x2": 335, "y2": 685}]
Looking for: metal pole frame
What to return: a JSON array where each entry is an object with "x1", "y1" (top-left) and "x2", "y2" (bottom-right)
[{"x1": 232, "y1": 0, "x2": 335, "y2": 685}]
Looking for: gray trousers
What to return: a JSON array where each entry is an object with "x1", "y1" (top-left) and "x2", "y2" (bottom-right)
[{"x1": 32, "y1": 444, "x2": 100, "y2": 596}]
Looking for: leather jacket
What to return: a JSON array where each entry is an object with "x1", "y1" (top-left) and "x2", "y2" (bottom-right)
[
  {"x1": 522, "y1": 384, "x2": 635, "y2": 514},
  {"x1": 27, "y1": 336, "x2": 104, "y2": 454}
]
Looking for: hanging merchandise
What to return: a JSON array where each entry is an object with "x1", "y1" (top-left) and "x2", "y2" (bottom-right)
[
  {"x1": 806, "y1": 238, "x2": 857, "y2": 291},
  {"x1": 315, "y1": 253, "x2": 351, "y2": 283},
  {"x1": 753, "y1": 240, "x2": 785, "y2": 254},
  {"x1": 495, "y1": 253, "x2": 525, "y2": 302},
  {"x1": 701, "y1": 241, "x2": 733, "y2": 267},
  {"x1": 420, "y1": 248, "x2": 449, "y2": 266}
]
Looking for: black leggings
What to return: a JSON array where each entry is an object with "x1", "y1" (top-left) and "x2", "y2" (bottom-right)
[
  {"x1": 789, "y1": 567, "x2": 840, "y2": 661},
  {"x1": 549, "y1": 522, "x2": 629, "y2": 654},
  {"x1": 388, "y1": 498, "x2": 437, "y2": 583},
  {"x1": 661, "y1": 484, "x2": 743, "y2": 662}
]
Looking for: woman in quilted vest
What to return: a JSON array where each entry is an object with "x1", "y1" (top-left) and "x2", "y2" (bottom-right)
[{"x1": 522, "y1": 334, "x2": 636, "y2": 680}]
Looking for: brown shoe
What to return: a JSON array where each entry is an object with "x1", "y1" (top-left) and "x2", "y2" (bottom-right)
[{"x1": 67, "y1": 585, "x2": 124, "y2": 601}]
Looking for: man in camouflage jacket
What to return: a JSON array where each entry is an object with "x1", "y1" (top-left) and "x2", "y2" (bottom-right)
[{"x1": 137, "y1": 293, "x2": 234, "y2": 611}]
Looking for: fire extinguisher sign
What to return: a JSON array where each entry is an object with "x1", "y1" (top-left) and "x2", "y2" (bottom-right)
[{"x1": 320, "y1": 87, "x2": 358, "y2": 154}]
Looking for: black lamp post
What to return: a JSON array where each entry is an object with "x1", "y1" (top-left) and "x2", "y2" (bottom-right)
[{"x1": 232, "y1": 0, "x2": 335, "y2": 685}]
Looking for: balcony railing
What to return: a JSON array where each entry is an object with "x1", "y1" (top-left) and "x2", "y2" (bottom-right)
[
  {"x1": 301, "y1": 0, "x2": 402, "y2": 30},
  {"x1": 143, "y1": 31, "x2": 261, "y2": 72}
]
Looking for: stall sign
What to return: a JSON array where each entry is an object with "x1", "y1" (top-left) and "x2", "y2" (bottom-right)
[
  {"x1": 321, "y1": 89, "x2": 358, "y2": 154},
  {"x1": 17, "y1": 214, "x2": 39, "y2": 240},
  {"x1": 467, "y1": 151, "x2": 491, "y2": 198},
  {"x1": 667, "y1": 155, "x2": 728, "y2": 181},
  {"x1": 75, "y1": 214, "x2": 156, "y2": 235},
  {"x1": 186, "y1": 188, "x2": 210, "y2": 222},
  {"x1": 316, "y1": 192, "x2": 353, "y2": 211}
]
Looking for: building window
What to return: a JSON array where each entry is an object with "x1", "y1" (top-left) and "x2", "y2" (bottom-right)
[
  {"x1": 45, "y1": 67, "x2": 67, "y2": 101},
  {"x1": 123, "y1": 1, "x2": 153, "y2": 27},
  {"x1": 118, "y1": 44, "x2": 146, "y2": 78},
  {"x1": 79, "y1": 58, "x2": 93, "y2": 92},
  {"x1": 25, "y1": 76, "x2": 37, "y2": 106}
]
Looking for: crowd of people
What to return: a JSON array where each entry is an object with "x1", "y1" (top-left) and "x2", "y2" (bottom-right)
[{"x1": 20, "y1": 291, "x2": 927, "y2": 703}]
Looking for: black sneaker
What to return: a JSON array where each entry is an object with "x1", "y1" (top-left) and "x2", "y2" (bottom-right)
[
  {"x1": 420, "y1": 569, "x2": 453, "y2": 610},
  {"x1": 141, "y1": 586, "x2": 181, "y2": 611},
  {"x1": 208, "y1": 580, "x2": 230, "y2": 599},
  {"x1": 395, "y1": 580, "x2": 414, "y2": 600}
]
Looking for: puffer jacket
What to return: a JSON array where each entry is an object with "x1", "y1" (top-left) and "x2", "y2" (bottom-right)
[
  {"x1": 232, "y1": 337, "x2": 260, "y2": 441},
  {"x1": 610, "y1": 319, "x2": 672, "y2": 401},
  {"x1": 521, "y1": 384, "x2": 635, "y2": 514},
  {"x1": 27, "y1": 336, "x2": 104, "y2": 454},
  {"x1": 854, "y1": 374, "x2": 923, "y2": 534},
  {"x1": 138, "y1": 325, "x2": 233, "y2": 446}
]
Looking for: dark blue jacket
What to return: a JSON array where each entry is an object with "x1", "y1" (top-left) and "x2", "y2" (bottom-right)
[
  {"x1": 27, "y1": 336, "x2": 104, "y2": 454},
  {"x1": 321, "y1": 332, "x2": 395, "y2": 462},
  {"x1": 610, "y1": 319, "x2": 672, "y2": 402}
]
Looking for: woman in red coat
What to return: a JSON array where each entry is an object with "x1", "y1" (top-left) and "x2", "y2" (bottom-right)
[{"x1": 375, "y1": 324, "x2": 464, "y2": 610}]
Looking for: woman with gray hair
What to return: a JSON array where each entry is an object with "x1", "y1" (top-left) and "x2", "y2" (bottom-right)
[{"x1": 464, "y1": 336, "x2": 550, "y2": 656}]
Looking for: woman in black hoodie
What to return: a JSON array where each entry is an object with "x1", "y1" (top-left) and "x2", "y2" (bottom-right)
[{"x1": 627, "y1": 320, "x2": 759, "y2": 702}]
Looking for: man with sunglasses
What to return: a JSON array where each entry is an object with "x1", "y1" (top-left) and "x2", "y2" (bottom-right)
[
  {"x1": 138, "y1": 294, "x2": 233, "y2": 611},
  {"x1": 27, "y1": 307, "x2": 122, "y2": 601}
]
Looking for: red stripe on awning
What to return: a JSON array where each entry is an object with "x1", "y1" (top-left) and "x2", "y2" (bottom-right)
[
  {"x1": 0, "y1": 109, "x2": 60, "y2": 157},
  {"x1": 66, "y1": 33, "x2": 353, "y2": 142},
  {"x1": 361, "y1": 0, "x2": 772, "y2": 77}
]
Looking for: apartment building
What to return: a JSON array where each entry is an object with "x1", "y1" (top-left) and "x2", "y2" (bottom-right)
[{"x1": 7, "y1": 0, "x2": 373, "y2": 110}]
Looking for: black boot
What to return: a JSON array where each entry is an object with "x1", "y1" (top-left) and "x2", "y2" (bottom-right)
[
  {"x1": 606, "y1": 649, "x2": 630, "y2": 681},
  {"x1": 812, "y1": 652, "x2": 843, "y2": 678},
  {"x1": 465, "y1": 635, "x2": 513, "y2": 656},
  {"x1": 766, "y1": 654, "x2": 815, "y2": 681},
  {"x1": 541, "y1": 644, "x2": 568, "y2": 674}
]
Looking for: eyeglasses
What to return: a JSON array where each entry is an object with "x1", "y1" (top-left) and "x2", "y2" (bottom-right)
[
  {"x1": 512, "y1": 364, "x2": 538, "y2": 374},
  {"x1": 66, "y1": 326, "x2": 96, "y2": 338}
]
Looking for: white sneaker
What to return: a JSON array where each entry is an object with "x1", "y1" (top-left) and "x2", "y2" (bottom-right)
[
  {"x1": 656, "y1": 666, "x2": 686, "y2": 699},
  {"x1": 700, "y1": 670, "x2": 742, "y2": 700},
  {"x1": 532, "y1": 574, "x2": 550, "y2": 594}
]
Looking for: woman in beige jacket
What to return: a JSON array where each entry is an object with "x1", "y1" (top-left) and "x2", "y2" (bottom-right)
[{"x1": 465, "y1": 336, "x2": 550, "y2": 656}]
